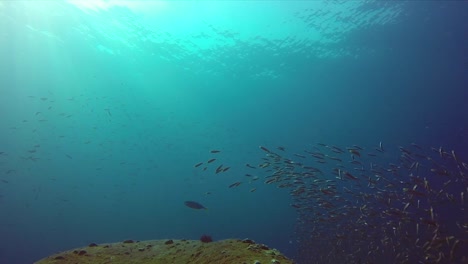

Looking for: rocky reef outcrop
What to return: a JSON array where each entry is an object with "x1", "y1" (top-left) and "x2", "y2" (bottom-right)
[{"x1": 34, "y1": 238, "x2": 294, "y2": 264}]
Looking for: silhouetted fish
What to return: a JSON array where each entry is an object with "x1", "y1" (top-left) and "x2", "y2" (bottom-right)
[{"x1": 184, "y1": 201, "x2": 207, "y2": 210}]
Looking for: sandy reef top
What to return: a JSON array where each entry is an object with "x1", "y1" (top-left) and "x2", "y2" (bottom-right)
[{"x1": 34, "y1": 238, "x2": 294, "y2": 264}]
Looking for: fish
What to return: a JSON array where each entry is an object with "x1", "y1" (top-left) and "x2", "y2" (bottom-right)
[
  {"x1": 194, "y1": 162, "x2": 203, "y2": 168},
  {"x1": 265, "y1": 178, "x2": 278, "y2": 184},
  {"x1": 215, "y1": 165, "x2": 223, "y2": 173},
  {"x1": 377, "y1": 141, "x2": 384, "y2": 152},
  {"x1": 331, "y1": 146, "x2": 344, "y2": 153},
  {"x1": 403, "y1": 202, "x2": 410, "y2": 211},
  {"x1": 294, "y1": 153, "x2": 306, "y2": 158},
  {"x1": 210, "y1": 150, "x2": 221, "y2": 153},
  {"x1": 348, "y1": 149, "x2": 361, "y2": 157},
  {"x1": 207, "y1": 158, "x2": 216, "y2": 163},
  {"x1": 259, "y1": 146, "x2": 271, "y2": 153},
  {"x1": 184, "y1": 201, "x2": 207, "y2": 210},
  {"x1": 327, "y1": 156, "x2": 342, "y2": 162},
  {"x1": 344, "y1": 172, "x2": 358, "y2": 180},
  {"x1": 411, "y1": 143, "x2": 422, "y2": 149},
  {"x1": 246, "y1": 163, "x2": 256, "y2": 169},
  {"x1": 228, "y1": 181, "x2": 242, "y2": 188},
  {"x1": 451, "y1": 150, "x2": 459, "y2": 163}
]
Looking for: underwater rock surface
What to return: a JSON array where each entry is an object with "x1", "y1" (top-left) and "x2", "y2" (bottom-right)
[{"x1": 34, "y1": 239, "x2": 293, "y2": 264}]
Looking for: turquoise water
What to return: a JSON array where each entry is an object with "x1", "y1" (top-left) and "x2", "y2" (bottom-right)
[{"x1": 0, "y1": 1, "x2": 467, "y2": 263}]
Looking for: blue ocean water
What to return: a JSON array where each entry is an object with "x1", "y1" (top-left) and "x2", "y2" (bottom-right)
[{"x1": 0, "y1": 1, "x2": 467, "y2": 263}]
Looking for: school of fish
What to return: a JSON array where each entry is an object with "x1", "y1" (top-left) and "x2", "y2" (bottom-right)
[{"x1": 195, "y1": 143, "x2": 467, "y2": 264}]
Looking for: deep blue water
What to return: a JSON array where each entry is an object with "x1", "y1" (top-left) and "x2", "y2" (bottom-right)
[{"x1": 0, "y1": 1, "x2": 467, "y2": 263}]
